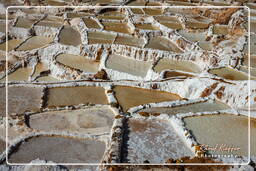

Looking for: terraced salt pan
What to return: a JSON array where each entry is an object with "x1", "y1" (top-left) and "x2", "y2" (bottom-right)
[
  {"x1": 213, "y1": 25, "x2": 229, "y2": 35},
  {"x1": 184, "y1": 114, "x2": 256, "y2": 156},
  {"x1": 145, "y1": 37, "x2": 183, "y2": 52},
  {"x1": 114, "y1": 35, "x2": 145, "y2": 48},
  {"x1": 185, "y1": 17, "x2": 210, "y2": 29},
  {"x1": 124, "y1": 118, "x2": 193, "y2": 163},
  {"x1": 36, "y1": 20, "x2": 62, "y2": 28},
  {"x1": 154, "y1": 58, "x2": 201, "y2": 73},
  {"x1": 97, "y1": 12, "x2": 125, "y2": 20},
  {"x1": 58, "y1": 26, "x2": 81, "y2": 46},
  {"x1": 0, "y1": 86, "x2": 42, "y2": 116},
  {"x1": 16, "y1": 36, "x2": 54, "y2": 51},
  {"x1": 56, "y1": 54, "x2": 99, "y2": 73},
  {"x1": 134, "y1": 23, "x2": 159, "y2": 30},
  {"x1": 1, "y1": 67, "x2": 32, "y2": 82},
  {"x1": 155, "y1": 16, "x2": 182, "y2": 30},
  {"x1": 8, "y1": 136, "x2": 105, "y2": 164},
  {"x1": 106, "y1": 54, "x2": 152, "y2": 77},
  {"x1": 114, "y1": 86, "x2": 182, "y2": 112},
  {"x1": 143, "y1": 7, "x2": 163, "y2": 16},
  {"x1": 46, "y1": 86, "x2": 108, "y2": 108},
  {"x1": 36, "y1": 76, "x2": 59, "y2": 82},
  {"x1": 83, "y1": 18, "x2": 101, "y2": 29},
  {"x1": 0, "y1": 39, "x2": 23, "y2": 51},
  {"x1": 29, "y1": 106, "x2": 114, "y2": 134},
  {"x1": 14, "y1": 17, "x2": 36, "y2": 28},
  {"x1": 88, "y1": 31, "x2": 116, "y2": 44},
  {"x1": 164, "y1": 71, "x2": 194, "y2": 78},
  {"x1": 139, "y1": 101, "x2": 230, "y2": 115},
  {"x1": 102, "y1": 22, "x2": 134, "y2": 34},
  {"x1": 209, "y1": 67, "x2": 249, "y2": 80}
]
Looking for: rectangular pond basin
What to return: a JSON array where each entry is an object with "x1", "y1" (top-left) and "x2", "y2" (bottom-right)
[
  {"x1": 0, "y1": 86, "x2": 42, "y2": 116},
  {"x1": 8, "y1": 136, "x2": 106, "y2": 164},
  {"x1": 123, "y1": 118, "x2": 193, "y2": 163},
  {"x1": 154, "y1": 58, "x2": 201, "y2": 73},
  {"x1": 139, "y1": 101, "x2": 230, "y2": 115},
  {"x1": 114, "y1": 85, "x2": 182, "y2": 112},
  {"x1": 184, "y1": 114, "x2": 255, "y2": 156},
  {"x1": 56, "y1": 54, "x2": 99, "y2": 73},
  {"x1": 46, "y1": 86, "x2": 108, "y2": 108},
  {"x1": 106, "y1": 54, "x2": 152, "y2": 77},
  {"x1": 28, "y1": 106, "x2": 114, "y2": 135}
]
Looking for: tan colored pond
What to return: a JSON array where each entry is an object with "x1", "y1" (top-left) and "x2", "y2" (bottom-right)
[
  {"x1": 114, "y1": 35, "x2": 145, "y2": 48},
  {"x1": 0, "y1": 86, "x2": 42, "y2": 116},
  {"x1": 139, "y1": 101, "x2": 230, "y2": 115},
  {"x1": 29, "y1": 106, "x2": 114, "y2": 134},
  {"x1": 125, "y1": 118, "x2": 193, "y2": 163},
  {"x1": 164, "y1": 71, "x2": 194, "y2": 78},
  {"x1": 36, "y1": 20, "x2": 62, "y2": 28},
  {"x1": 185, "y1": 18, "x2": 210, "y2": 29},
  {"x1": 102, "y1": 22, "x2": 134, "y2": 34},
  {"x1": 46, "y1": 86, "x2": 108, "y2": 108},
  {"x1": 145, "y1": 37, "x2": 182, "y2": 52},
  {"x1": 97, "y1": 12, "x2": 126, "y2": 20},
  {"x1": 209, "y1": 67, "x2": 249, "y2": 80},
  {"x1": 14, "y1": 17, "x2": 36, "y2": 28},
  {"x1": 155, "y1": 16, "x2": 183, "y2": 29},
  {"x1": 1, "y1": 67, "x2": 32, "y2": 82},
  {"x1": 184, "y1": 114, "x2": 255, "y2": 156},
  {"x1": 36, "y1": 75, "x2": 59, "y2": 82},
  {"x1": 8, "y1": 136, "x2": 105, "y2": 164},
  {"x1": 83, "y1": 18, "x2": 101, "y2": 29},
  {"x1": 143, "y1": 8, "x2": 163, "y2": 16},
  {"x1": 178, "y1": 30, "x2": 207, "y2": 42},
  {"x1": 58, "y1": 26, "x2": 81, "y2": 46},
  {"x1": 0, "y1": 39, "x2": 23, "y2": 51},
  {"x1": 106, "y1": 54, "x2": 152, "y2": 77},
  {"x1": 213, "y1": 25, "x2": 229, "y2": 35},
  {"x1": 131, "y1": 8, "x2": 144, "y2": 14},
  {"x1": 114, "y1": 86, "x2": 182, "y2": 112},
  {"x1": 154, "y1": 58, "x2": 201, "y2": 73},
  {"x1": 134, "y1": 23, "x2": 159, "y2": 30},
  {"x1": 16, "y1": 36, "x2": 54, "y2": 51},
  {"x1": 56, "y1": 54, "x2": 99, "y2": 73},
  {"x1": 88, "y1": 31, "x2": 116, "y2": 44}
]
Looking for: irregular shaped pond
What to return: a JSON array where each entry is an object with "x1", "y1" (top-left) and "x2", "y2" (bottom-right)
[
  {"x1": 106, "y1": 54, "x2": 152, "y2": 77},
  {"x1": 8, "y1": 136, "x2": 105, "y2": 164},
  {"x1": 145, "y1": 37, "x2": 182, "y2": 52},
  {"x1": 0, "y1": 86, "x2": 42, "y2": 116},
  {"x1": 209, "y1": 67, "x2": 249, "y2": 80},
  {"x1": 88, "y1": 31, "x2": 116, "y2": 44},
  {"x1": 56, "y1": 54, "x2": 99, "y2": 73},
  {"x1": 154, "y1": 58, "x2": 201, "y2": 73},
  {"x1": 184, "y1": 114, "x2": 255, "y2": 156},
  {"x1": 29, "y1": 106, "x2": 114, "y2": 134},
  {"x1": 124, "y1": 118, "x2": 193, "y2": 163},
  {"x1": 139, "y1": 101, "x2": 230, "y2": 115},
  {"x1": 0, "y1": 39, "x2": 23, "y2": 51},
  {"x1": 114, "y1": 86, "x2": 182, "y2": 112},
  {"x1": 46, "y1": 86, "x2": 108, "y2": 108},
  {"x1": 16, "y1": 36, "x2": 53, "y2": 51},
  {"x1": 58, "y1": 26, "x2": 81, "y2": 46}
]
